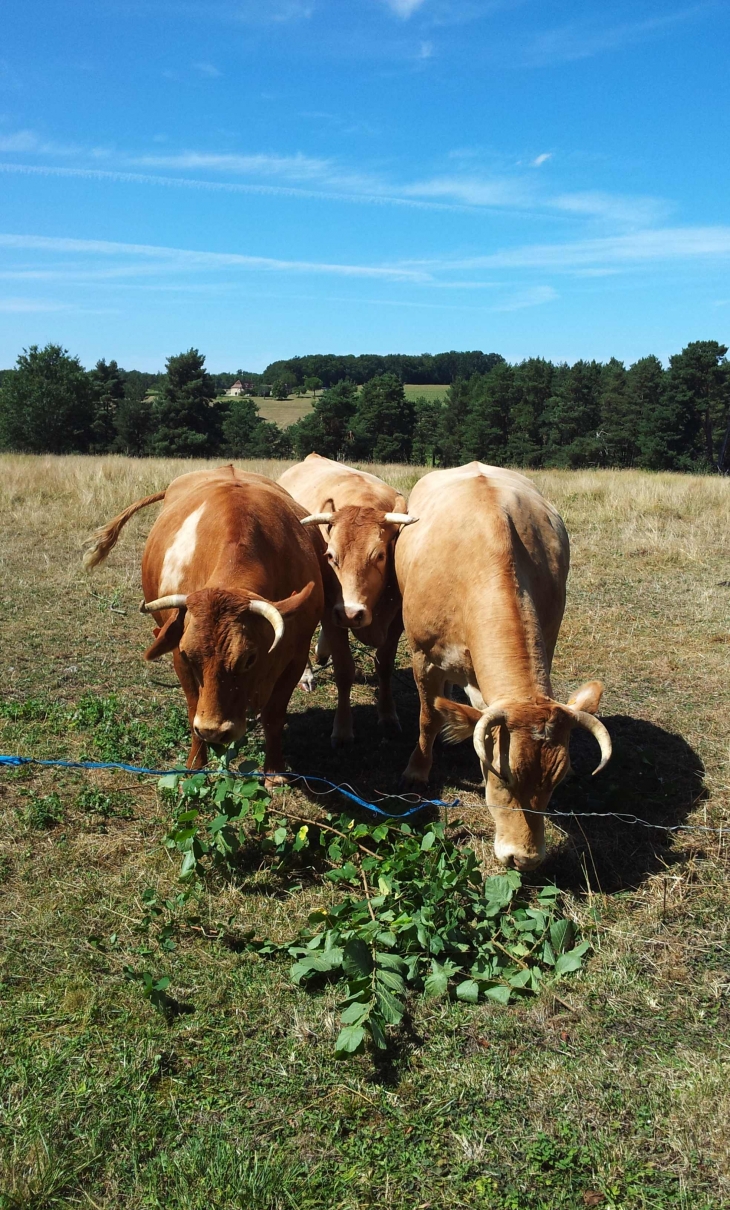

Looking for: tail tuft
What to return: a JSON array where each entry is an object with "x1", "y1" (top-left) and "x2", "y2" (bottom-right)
[{"x1": 82, "y1": 490, "x2": 166, "y2": 572}]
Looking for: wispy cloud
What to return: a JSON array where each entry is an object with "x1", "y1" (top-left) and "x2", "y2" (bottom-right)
[
  {"x1": 413, "y1": 226, "x2": 730, "y2": 272},
  {"x1": 522, "y1": 6, "x2": 709, "y2": 66},
  {"x1": 0, "y1": 232, "x2": 431, "y2": 282},
  {"x1": 492, "y1": 284, "x2": 557, "y2": 311},
  {"x1": 192, "y1": 61, "x2": 222, "y2": 77},
  {"x1": 381, "y1": 0, "x2": 428, "y2": 18},
  {"x1": 0, "y1": 160, "x2": 470, "y2": 213},
  {"x1": 531, "y1": 153, "x2": 551, "y2": 168},
  {"x1": 0, "y1": 130, "x2": 675, "y2": 230}
]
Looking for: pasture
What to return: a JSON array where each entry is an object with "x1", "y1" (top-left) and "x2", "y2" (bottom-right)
[
  {"x1": 1, "y1": 454, "x2": 729, "y2": 1209},
  {"x1": 402, "y1": 384, "x2": 448, "y2": 403}
]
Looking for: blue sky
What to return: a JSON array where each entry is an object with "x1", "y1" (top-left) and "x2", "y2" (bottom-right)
[{"x1": 1, "y1": 0, "x2": 729, "y2": 371}]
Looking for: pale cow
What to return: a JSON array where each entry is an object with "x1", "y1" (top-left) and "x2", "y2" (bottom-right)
[
  {"x1": 279, "y1": 453, "x2": 416, "y2": 746},
  {"x1": 395, "y1": 463, "x2": 612, "y2": 870},
  {"x1": 84, "y1": 466, "x2": 324, "y2": 781}
]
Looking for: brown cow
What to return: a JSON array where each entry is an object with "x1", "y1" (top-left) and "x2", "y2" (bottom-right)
[
  {"x1": 84, "y1": 466, "x2": 324, "y2": 781},
  {"x1": 278, "y1": 453, "x2": 416, "y2": 746},
  {"x1": 395, "y1": 463, "x2": 612, "y2": 870}
]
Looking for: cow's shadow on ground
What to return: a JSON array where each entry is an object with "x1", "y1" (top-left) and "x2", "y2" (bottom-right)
[{"x1": 284, "y1": 663, "x2": 706, "y2": 895}]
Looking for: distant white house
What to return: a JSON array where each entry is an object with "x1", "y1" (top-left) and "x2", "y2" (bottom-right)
[{"x1": 225, "y1": 380, "x2": 246, "y2": 396}]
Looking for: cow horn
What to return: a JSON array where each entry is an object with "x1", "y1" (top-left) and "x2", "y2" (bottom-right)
[
  {"x1": 248, "y1": 598, "x2": 285, "y2": 653},
  {"x1": 140, "y1": 594, "x2": 188, "y2": 613},
  {"x1": 383, "y1": 512, "x2": 418, "y2": 526},
  {"x1": 300, "y1": 512, "x2": 335, "y2": 527},
  {"x1": 570, "y1": 710, "x2": 612, "y2": 775},
  {"x1": 473, "y1": 705, "x2": 510, "y2": 783}
]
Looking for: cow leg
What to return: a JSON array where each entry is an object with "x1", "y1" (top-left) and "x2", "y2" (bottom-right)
[
  {"x1": 375, "y1": 614, "x2": 403, "y2": 734},
  {"x1": 172, "y1": 649, "x2": 207, "y2": 769},
  {"x1": 315, "y1": 628, "x2": 331, "y2": 666},
  {"x1": 260, "y1": 659, "x2": 304, "y2": 788},
  {"x1": 321, "y1": 615, "x2": 356, "y2": 747},
  {"x1": 402, "y1": 651, "x2": 446, "y2": 786}
]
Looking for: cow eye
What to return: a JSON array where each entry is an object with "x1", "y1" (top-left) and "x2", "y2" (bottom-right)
[{"x1": 239, "y1": 651, "x2": 257, "y2": 672}]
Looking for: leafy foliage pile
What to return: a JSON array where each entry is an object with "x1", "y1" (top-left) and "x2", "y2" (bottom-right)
[{"x1": 157, "y1": 764, "x2": 590, "y2": 1058}]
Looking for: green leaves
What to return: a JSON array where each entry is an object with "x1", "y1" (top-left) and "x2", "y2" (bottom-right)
[{"x1": 160, "y1": 772, "x2": 591, "y2": 1059}]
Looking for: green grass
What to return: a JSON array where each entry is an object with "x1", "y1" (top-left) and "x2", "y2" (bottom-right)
[
  {"x1": 1, "y1": 456, "x2": 729, "y2": 1208},
  {"x1": 403, "y1": 383, "x2": 448, "y2": 402}
]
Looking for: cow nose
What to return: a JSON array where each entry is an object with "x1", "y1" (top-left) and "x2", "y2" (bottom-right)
[
  {"x1": 193, "y1": 718, "x2": 236, "y2": 744},
  {"x1": 333, "y1": 603, "x2": 370, "y2": 629}
]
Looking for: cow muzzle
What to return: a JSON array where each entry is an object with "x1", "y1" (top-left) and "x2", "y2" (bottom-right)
[
  {"x1": 193, "y1": 717, "x2": 238, "y2": 744},
  {"x1": 332, "y1": 602, "x2": 372, "y2": 629}
]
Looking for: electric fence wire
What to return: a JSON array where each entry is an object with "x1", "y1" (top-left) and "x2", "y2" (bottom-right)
[{"x1": 0, "y1": 753, "x2": 727, "y2": 834}]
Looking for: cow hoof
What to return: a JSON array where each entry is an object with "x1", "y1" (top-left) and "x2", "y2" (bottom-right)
[
  {"x1": 378, "y1": 716, "x2": 402, "y2": 735},
  {"x1": 331, "y1": 733, "x2": 355, "y2": 750},
  {"x1": 264, "y1": 774, "x2": 289, "y2": 789},
  {"x1": 399, "y1": 768, "x2": 430, "y2": 791},
  {"x1": 298, "y1": 669, "x2": 315, "y2": 693}
]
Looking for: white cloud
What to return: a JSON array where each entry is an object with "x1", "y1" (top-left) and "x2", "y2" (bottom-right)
[
  {"x1": 0, "y1": 160, "x2": 466, "y2": 213},
  {"x1": 192, "y1": 61, "x2": 222, "y2": 77},
  {"x1": 414, "y1": 227, "x2": 730, "y2": 272},
  {"x1": 522, "y1": 7, "x2": 708, "y2": 66},
  {"x1": 381, "y1": 0, "x2": 427, "y2": 17},
  {"x1": 0, "y1": 232, "x2": 431, "y2": 282},
  {"x1": 531, "y1": 153, "x2": 552, "y2": 168},
  {"x1": 400, "y1": 173, "x2": 530, "y2": 207},
  {"x1": 492, "y1": 285, "x2": 558, "y2": 311},
  {"x1": 551, "y1": 190, "x2": 670, "y2": 227}
]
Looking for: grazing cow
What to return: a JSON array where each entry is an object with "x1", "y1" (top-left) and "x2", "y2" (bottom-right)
[
  {"x1": 395, "y1": 463, "x2": 612, "y2": 870},
  {"x1": 279, "y1": 453, "x2": 416, "y2": 746},
  {"x1": 84, "y1": 466, "x2": 324, "y2": 781}
]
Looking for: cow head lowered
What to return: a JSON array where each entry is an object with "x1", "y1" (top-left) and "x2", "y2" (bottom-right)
[
  {"x1": 140, "y1": 582, "x2": 315, "y2": 747},
  {"x1": 435, "y1": 681, "x2": 612, "y2": 871},
  {"x1": 300, "y1": 497, "x2": 416, "y2": 630}
]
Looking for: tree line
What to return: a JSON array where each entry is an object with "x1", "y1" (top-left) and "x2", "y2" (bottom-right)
[{"x1": 0, "y1": 341, "x2": 728, "y2": 471}]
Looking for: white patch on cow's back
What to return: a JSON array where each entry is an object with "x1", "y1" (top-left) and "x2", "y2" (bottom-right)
[{"x1": 159, "y1": 503, "x2": 206, "y2": 594}]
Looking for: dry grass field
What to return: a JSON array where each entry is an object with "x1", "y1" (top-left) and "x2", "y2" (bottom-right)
[
  {"x1": 402, "y1": 383, "x2": 448, "y2": 403},
  {"x1": 1, "y1": 454, "x2": 729, "y2": 1209}
]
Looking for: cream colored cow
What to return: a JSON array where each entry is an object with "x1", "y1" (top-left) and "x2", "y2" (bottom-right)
[
  {"x1": 279, "y1": 453, "x2": 415, "y2": 746},
  {"x1": 395, "y1": 462, "x2": 611, "y2": 870}
]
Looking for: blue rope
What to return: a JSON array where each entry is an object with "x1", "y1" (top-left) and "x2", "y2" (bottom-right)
[{"x1": 0, "y1": 754, "x2": 457, "y2": 819}]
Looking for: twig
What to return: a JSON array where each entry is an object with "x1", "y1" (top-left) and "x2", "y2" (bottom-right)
[
  {"x1": 493, "y1": 938, "x2": 529, "y2": 970},
  {"x1": 360, "y1": 864, "x2": 377, "y2": 922}
]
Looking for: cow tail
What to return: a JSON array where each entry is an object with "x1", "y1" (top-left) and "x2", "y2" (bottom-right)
[{"x1": 83, "y1": 490, "x2": 166, "y2": 570}]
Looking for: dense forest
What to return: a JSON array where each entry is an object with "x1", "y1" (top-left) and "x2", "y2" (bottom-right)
[{"x1": 1, "y1": 342, "x2": 729, "y2": 471}]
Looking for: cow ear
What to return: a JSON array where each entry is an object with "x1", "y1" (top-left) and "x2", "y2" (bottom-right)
[
  {"x1": 144, "y1": 609, "x2": 186, "y2": 661},
  {"x1": 566, "y1": 680, "x2": 604, "y2": 715},
  {"x1": 274, "y1": 580, "x2": 316, "y2": 616},
  {"x1": 323, "y1": 497, "x2": 335, "y2": 513},
  {"x1": 393, "y1": 494, "x2": 408, "y2": 513}
]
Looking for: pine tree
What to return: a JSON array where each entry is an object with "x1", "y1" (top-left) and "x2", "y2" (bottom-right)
[
  {"x1": 150, "y1": 349, "x2": 220, "y2": 457},
  {"x1": 89, "y1": 359, "x2": 125, "y2": 453},
  {"x1": 0, "y1": 344, "x2": 94, "y2": 453},
  {"x1": 222, "y1": 397, "x2": 292, "y2": 458},
  {"x1": 663, "y1": 341, "x2": 730, "y2": 468},
  {"x1": 437, "y1": 378, "x2": 472, "y2": 466},
  {"x1": 411, "y1": 395, "x2": 446, "y2": 466},
  {"x1": 351, "y1": 374, "x2": 415, "y2": 462},
  {"x1": 505, "y1": 358, "x2": 553, "y2": 467},
  {"x1": 541, "y1": 361, "x2": 603, "y2": 467},
  {"x1": 289, "y1": 380, "x2": 358, "y2": 459},
  {"x1": 460, "y1": 364, "x2": 514, "y2": 464},
  {"x1": 597, "y1": 358, "x2": 637, "y2": 467}
]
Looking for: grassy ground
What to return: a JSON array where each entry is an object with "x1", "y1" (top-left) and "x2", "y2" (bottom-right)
[
  {"x1": 255, "y1": 396, "x2": 315, "y2": 428},
  {"x1": 1, "y1": 454, "x2": 729, "y2": 1209},
  {"x1": 403, "y1": 384, "x2": 448, "y2": 403}
]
